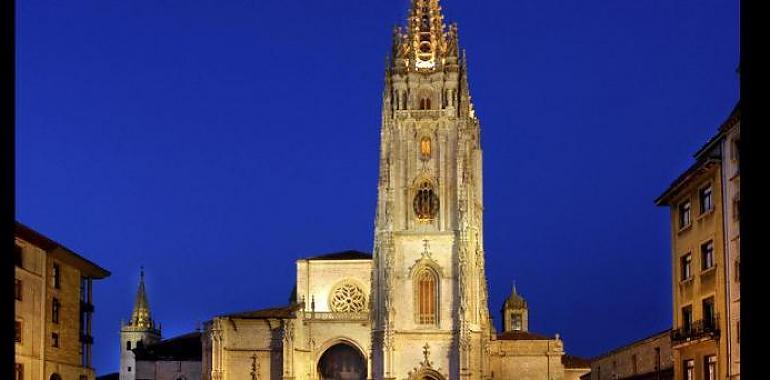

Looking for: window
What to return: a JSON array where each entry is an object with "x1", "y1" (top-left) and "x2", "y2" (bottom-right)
[
  {"x1": 127, "y1": 340, "x2": 132, "y2": 351},
  {"x1": 681, "y1": 253, "x2": 692, "y2": 281},
  {"x1": 80, "y1": 277, "x2": 91, "y2": 303},
  {"x1": 654, "y1": 347, "x2": 661, "y2": 371},
  {"x1": 15, "y1": 321, "x2": 22, "y2": 343},
  {"x1": 683, "y1": 359, "x2": 694, "y2": 380},
  {"x1": 416, "y1": 268, "x2": 438, "y2": 325},
  {"x1": 682, "y1": 306, "x2": 693, "y2": 332},
  {"x1": 701, "y1": 240, "x2": 715, "y2": 271},
  {"x1": 127, "y1": 366, "x2": 132, "y2": 372},
  {"x1": 15, "y1": 363, "x2": 23, "y2": 380},
  {"x1": 699, "y1": 185, "x2": 713, "y2": 214},
  {"x1": 511, "y1": 313, "x2": 522, "y2": 331},
  {"x1": 632, "y1": 354, "x2": 638, "y2": 375},
  {"x1": 679, "y1": 200, "x2": 691, "y2": 229},
  {"x1": 732, "y1": 138, "x2": 740, "y2": 162},
  {"x1": 703, "y1": 297, "x2": 716, "y2": 328},
  {"x1": 52, "y1": 298, "x2": 61, "y2": 323},
  {"x1": 737, "y1": 321, "x2": 741, "y2": 343},
  {"x1": 52, "y1": 263, "x2": 61, "y2": 289},
  {"x1": 413, "y1": 181, "x2": 439, "y2": 221},
  {"x1": 704, "y1": 355, "x2": 717, "y2": 380},
  {"x1": 81, "y1": 342, "x2": 91, "y2": 368},
  {"x1": 15, "y1": 279, "x2": 22, "y2": 301},
  {"x1": 733, "y1": 195, "x2": 741, "y2": 221},
  {"x1": 15, "y1": 244, "x2": 23, "y2": 267},
  {"x1": 420, "y1": 137, "x2": 432, "y2": 159},
  {"x1": 419, "y1": 97, "x2": 432, "y2": 110},
  {"x1": 52, "y1": 332, "x2": 60, "y2": 348}
]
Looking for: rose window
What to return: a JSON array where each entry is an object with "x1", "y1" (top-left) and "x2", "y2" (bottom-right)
[{"x1": 329, "y1": 282, "x2": 366, "y2": 312}]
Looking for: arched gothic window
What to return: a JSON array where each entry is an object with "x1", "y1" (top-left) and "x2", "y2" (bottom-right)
[
  {"x1": 420, "y1": 97, "x2": 431, "y2": 110},
  {"x1": 416, "y1": 269, "x2": 438, "y2": 324},
  {"x1": 413, "y1": 181, "x2": 439, "y2": 221},
  {"x1": 420, "y1": 137, "x2": 432, "y2": 159}
]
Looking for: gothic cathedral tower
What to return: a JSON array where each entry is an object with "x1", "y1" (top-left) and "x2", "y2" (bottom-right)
[{"x1": 371, "y1": 1, "x2": 491, "y2": 379}]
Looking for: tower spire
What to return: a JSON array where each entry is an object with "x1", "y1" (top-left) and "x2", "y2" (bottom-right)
[
  {"x1": 130, "y1": 266, "x2": 155, "y2": 330},
  {"x1": 407, "y1": 0, "x2": 447, "y2": 69}
]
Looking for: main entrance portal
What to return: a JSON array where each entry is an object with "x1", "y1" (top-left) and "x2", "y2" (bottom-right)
[{"x1": 317, "y1": 343, "x2": 367, "y2": 380}]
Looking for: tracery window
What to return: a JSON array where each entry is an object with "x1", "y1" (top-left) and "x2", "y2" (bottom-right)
[
  {"x1": 416, "y1": 268, "x2": 438, "y2": 324},
  {"x1": 329, "y1": 282, "x2": 366, "y2": 313},
  {"x1": 413, "y1": 181, "x2": 439, "y2": 221}
]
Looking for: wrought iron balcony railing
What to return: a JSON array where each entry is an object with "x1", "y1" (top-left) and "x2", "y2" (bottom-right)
[{"x1": 671, "y1": 316, "x2": 720, "y2": 344}]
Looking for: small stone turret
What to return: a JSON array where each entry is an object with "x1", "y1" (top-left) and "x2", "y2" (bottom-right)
[
  {"x1": 501, "y1": 283, "x2": 529, "y2": 333},
  {"x1": 120, "y1": 267, "x2": 161, "y2": 380}
]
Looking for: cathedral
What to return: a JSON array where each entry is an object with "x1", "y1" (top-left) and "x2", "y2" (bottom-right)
[{"x1": 118, "y1": 1, "x2": 588, "y2": 379}]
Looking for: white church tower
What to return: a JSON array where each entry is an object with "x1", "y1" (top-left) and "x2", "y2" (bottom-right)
[
  {"x1": 371, "y1": 1, "x2": 492, "y2": 379},
  {"x1": 120, "y1": 268, "x2": 161, "y2": 380}
]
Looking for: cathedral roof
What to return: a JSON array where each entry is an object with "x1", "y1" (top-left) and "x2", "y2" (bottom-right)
[
  {"x1": 220, "y1": 304, "x2": 301, "y2": 320},
  {"x1": 562, "y1": 354, "x2": 591, "y2": 369},
  {"x1": 133, "y1": 332, "x2": 202, "y2": 361},
  {"x1": 305, "y1": 250, "x2": 372, "y2": 261},
  {"x1": 497, "y1": 330, "x2": 554, "y2": 341}
]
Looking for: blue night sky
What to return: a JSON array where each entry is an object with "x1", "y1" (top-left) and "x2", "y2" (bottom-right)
[{"x1": 16, "y1": 0, "x2": 738, "y2": 374}]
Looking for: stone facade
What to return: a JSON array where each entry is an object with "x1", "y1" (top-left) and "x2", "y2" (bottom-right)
[
  {"x1": 589, "y1": 330, "x2": 673, "y2": 380},
  {"x1": 199, "y1": 1, "x2": 579, "y2": 379},
  {"x1": 14, "y1": 222, "x2": 111, "y2": 380}
]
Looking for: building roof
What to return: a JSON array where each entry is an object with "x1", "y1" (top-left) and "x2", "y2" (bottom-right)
[
  {"x1": 15, "y1": 221, "x2": 111, "y2": 279},
  {"x1": 219, "y1": 304, "x2": 301, "y2": 320},
  {"x1": 654, "y1": 157, "x2": 720, "y2": 206},
  {"x1": 562, "y1": 354, "x2": 591, "y2": 369},
  {"x1": 591, "y1": 328, "x2": 671, "y2": 361},
  {"x1": 497, "y1": 330, "x2": 553, "y2": 341},
  {"x1": 719, "y1": 100, "x2": 741, "y2": 133},
  {"x1": 133, "y1": 332, "x2": 202, "y2": 361},
  {"x1": 304, "y1": 250, "x2": 372, "y2": 261},
  {"x1": 656, "y1": 101, "x2": 739, "y2": 205},
  {"x1": 501, "y1": 283, "x2": 527, "y2": 311}
]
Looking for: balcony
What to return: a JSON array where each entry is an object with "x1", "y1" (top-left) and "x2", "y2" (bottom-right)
[
  {"x1": 671, "y1": 316, "x2": 720, "y2": 345},
  {"x1": 306, "y1": 311, "x2": 369, "y2": 322},
  {"x1": 80, "y1": 301, "x2": 94, "y2": 313}
]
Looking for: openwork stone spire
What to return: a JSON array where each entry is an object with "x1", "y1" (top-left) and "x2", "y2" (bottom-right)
[
  {"x1": 129, "y1": 267, "x2": 156, "y2": 330},
  {"x1": 392, "y1": 0, "x2": 459, "y2": 72}
]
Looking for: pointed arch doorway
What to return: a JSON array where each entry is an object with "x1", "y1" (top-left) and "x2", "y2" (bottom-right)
[
  {"x1": 317, "y1": 342, "x2": 367, "y2": 380},
  {"x1": 410, "y1": 369, "x2": 446, "y2": 380}
]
